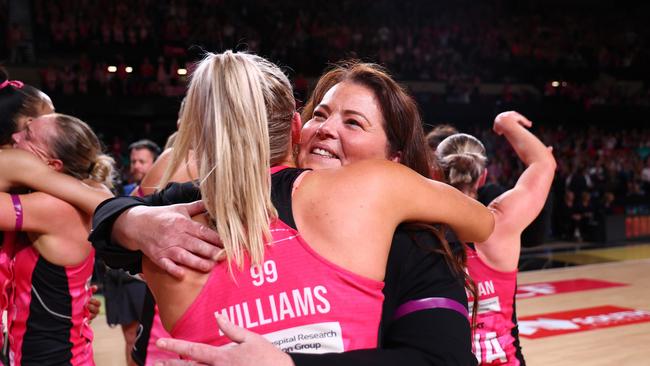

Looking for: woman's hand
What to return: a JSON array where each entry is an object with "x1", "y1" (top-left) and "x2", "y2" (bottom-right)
[
  {"x1": 154, "y1": 315, "x2": 294, "y2": 366},
  {"x1": 87, "y1": 285, "x2": 101, "y2": 323},
  {"x1": 493, "y1": 111, "x2": 532, "y2": 135}
]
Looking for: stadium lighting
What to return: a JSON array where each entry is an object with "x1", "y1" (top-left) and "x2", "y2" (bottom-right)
[
  {"x1": 125, "y1": 66, "x2": 133, "y2": 73},
  {"x1": 561, "y1": 81, "x2": 567, "y2": 87},
  {"x1": 107, "y1": 66, "x2": 117, "y2": 73},
  {"x1": 177, "y1": 68, "x2": 188, "y2": 75},
  {"x1": 551, "y1": 81, "x2": 560, "y2": 88}
]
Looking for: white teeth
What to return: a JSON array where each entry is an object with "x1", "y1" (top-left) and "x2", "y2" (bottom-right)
[{"x1": 312, "y1": 147, "x2": 336, "y2": 158}]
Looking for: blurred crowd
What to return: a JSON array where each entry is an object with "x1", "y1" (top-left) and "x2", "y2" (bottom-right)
[
  {"x1": 476, "y1": 125, "x2": 650, "y2": 241},
  {"x1": 5, "y1": 0, "x2": 650, "y2": 242},
  {"x1": 15, "y1": 0, "x2": 648, "y2": 103}
]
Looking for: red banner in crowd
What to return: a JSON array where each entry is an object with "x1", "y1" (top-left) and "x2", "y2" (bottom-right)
[
  {"x1": 516, "y1": 279, "x2": 627, "y2": 299},
  {"x1": 518, "y1": 305, "x2": 650, "y2": 339}
]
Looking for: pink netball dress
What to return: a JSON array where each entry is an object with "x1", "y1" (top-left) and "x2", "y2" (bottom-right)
[
  {"x1": 6, "y1": 194, "x2": 94, "y2": 365},
  {"x1": 171, "y1": 167, "x2": 384, "y2": 353},
  {"x1": 466, "y1": 244, "x2": 524, "y2": 365}
]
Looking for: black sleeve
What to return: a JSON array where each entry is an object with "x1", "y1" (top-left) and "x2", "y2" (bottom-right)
[
  {"x1": 290, "y1": 228, "x2": 476, "y2": 366},
  {"x1": 89, "y1": 182, "x2": 201, "y2": 274}
]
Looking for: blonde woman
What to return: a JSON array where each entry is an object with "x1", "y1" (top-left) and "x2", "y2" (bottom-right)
[
  {"x1": 435, "y1": 111, "x2": 556, "y2": 365},
  {"x1": 0, "y1": 114, "x2": 114, "y2": 364}
]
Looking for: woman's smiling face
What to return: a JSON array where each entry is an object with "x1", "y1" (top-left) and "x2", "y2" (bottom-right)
[{"x1": 298, "y1": 81, "x2": 394, "y2": 170}]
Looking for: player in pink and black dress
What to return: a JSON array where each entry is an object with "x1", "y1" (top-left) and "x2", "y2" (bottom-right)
[
  {"x1": 436, "y1": 111, "x2": 556, "y2": 365},
  {"x1": 0, "y1": 113, "x2": 114, "y2": 365}
]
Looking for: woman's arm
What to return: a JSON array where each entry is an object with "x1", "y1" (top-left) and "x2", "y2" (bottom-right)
[
  {"x1": 90, "y1": 182, "x2": 221, "y2": 277},
  {"x1": 312, "y1": 160, "x2": 495, "y2": 244},
  {"x1": 479, "y1": 111, "x2": 557, "y2": 271},
  {"x1": 0, "y1": 149, "x2": 112, "y2": 214},
  {"x1": 0, "y1": 192, "x2": 92, "y2": 266}
]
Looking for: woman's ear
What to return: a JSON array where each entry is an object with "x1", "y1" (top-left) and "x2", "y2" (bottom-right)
[
  {"x1": 477, "y1": 169, "x2": 488, "y2": 188},
  {"x1": 390, "y1": 151, "x2": 402, "y2": 163},
  {"x1": 47, "y1": 158, "x2": 64, "y2": 172}
]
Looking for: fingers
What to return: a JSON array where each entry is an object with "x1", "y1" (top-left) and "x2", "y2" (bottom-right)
[
  {"x1": 184, "y1": 224, "x2": 223, "y2": 257},
  {"x1": 87, "y1": 296, "x2": 101, "y2": 322},
  {"x1": 518, "y1": 117, "x2": 532, "y2": 128},
  {"x1": 215, "y1": 314, "x2": 248, "y2": 343},
  {"x1": 159, "y1": 257, "x2": 186, "y2": 279},
  {"x1": 494, "y1": 111, "x2": 532, "y2": 132},
  {"x1": 156, "y1": 338, "x2": 222, "y2": 364},
  {"x1": 185, "y1": 220, "x2": 222, "y2": 250},
  {"x1": 183, "y1": 200, "x2": 207, "y2": 216},
  {"x1": 90, "y1": 284, "x2": 98, "y2": 295},
  {"x1": 168, "y1": 246, "x2": 215, "y2": 272}
]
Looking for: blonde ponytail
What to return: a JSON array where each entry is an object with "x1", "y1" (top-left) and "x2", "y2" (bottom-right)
[
  {"x1": 161, "y1": 51, "x2": 278, "y2": 269},
  {"x1": 89, "y1": 154, "x2": 116, "y2": 188}
]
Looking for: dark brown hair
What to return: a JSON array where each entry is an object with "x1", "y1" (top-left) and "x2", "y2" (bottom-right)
[
  {"x1": 0, "y1": 67, "x2": 51, "y2": 145},
  {"x1": 301, "y1": 61, "x2": 431, "y2": 177}
]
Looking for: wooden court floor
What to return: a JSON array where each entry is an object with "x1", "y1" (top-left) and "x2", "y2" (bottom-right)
[
  {"x1": 517, "y1": 258, "x2": 650, "y2": 365},
  {"x1": 93, "y1": 247, "x2": 650, "y2": 365}
]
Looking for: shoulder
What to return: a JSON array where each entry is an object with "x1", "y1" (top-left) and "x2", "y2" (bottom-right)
[
  {"x1": 22, "y1": 191, "x2": 80, "y2": 216},
  {"x1": 301, "y1": 160, "x2": 418, "y2": 199},
  {"x1": 159, "y1": 181, "x2": 201, "y2": 204}
]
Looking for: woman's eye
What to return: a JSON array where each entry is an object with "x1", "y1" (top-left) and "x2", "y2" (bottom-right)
[
  {"x1": 313, "y1": 111, "x2": 326, "y2": 120},
  {"x1": 346, "y1": 119, "x2": 362, "y2": 127}
]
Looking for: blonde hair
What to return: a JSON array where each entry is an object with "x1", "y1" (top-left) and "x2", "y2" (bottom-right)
[
  {"x1": 436, "y1": 133, "x2": 487, "y2": 195},
  {"x1": 161, "y1": 51, "x2": 294, "y2": 269},
  {"x1": 48, "y1": 113, "x2": 115, "y2": 188}
]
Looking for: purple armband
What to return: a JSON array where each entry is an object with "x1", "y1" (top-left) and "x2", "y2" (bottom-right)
[
  {"x1": 393, "y1": 297, "x2": 469, "y2": 320},
  {"x1": 11, "y1": 194, "x2": 23, "y2": 231}
]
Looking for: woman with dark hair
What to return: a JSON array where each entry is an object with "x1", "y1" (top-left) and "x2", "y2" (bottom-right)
[
  {"x1": 299, "y1": 61, "x2": 431, "y2": 177},
  {"x1": 0, "y1": 68, "x2": 54, "y2": 147}
]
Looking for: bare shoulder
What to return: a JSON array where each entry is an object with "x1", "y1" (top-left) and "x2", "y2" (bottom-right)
[
  {"x1": 301, "y1": 160, "x2": 414, "y2": 193},
  {"x1": 24, "y1": 191, "x2": 79, "y2": 214}
]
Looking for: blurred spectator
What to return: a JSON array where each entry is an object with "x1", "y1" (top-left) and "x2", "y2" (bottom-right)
[
  {"x1": 121, "y1": 139, "x2": 161, "y2": 196},
  {"x1": 556, "y1": 190, "x2": 583, "y2": 241}
]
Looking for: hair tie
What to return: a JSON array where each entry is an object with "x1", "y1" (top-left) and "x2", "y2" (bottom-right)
[{"x1": 0, "y1": 80, "x2": 24, "y2": 89}]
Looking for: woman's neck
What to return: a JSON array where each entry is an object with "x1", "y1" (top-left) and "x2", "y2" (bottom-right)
[{"x1": 274, "y1": 149, "x2": 296, "y2": 168}]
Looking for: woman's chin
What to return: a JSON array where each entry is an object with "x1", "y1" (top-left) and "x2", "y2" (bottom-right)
[{"x1": 301, "y1": 155, "x2": 342, "y2": 170}]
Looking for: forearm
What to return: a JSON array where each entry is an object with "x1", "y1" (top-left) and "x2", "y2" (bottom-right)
[
  {"x1": 500, "y1": 122, "x2": 554, "y2": 168},
  {"x1": 290, "y1": 348, "x2": 429, "y2": 366},
  {"x1": 89, "y1": 181, "x2": 211, "y2": 276},
  {"x1": 0, "y1": 149, "x2": 111, "y2": 214},
  {"x1": 90, "y1": 196, "x2": 149, "y2": 272}
]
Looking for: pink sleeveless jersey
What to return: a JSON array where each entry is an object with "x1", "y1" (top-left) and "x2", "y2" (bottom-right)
[
  {"x1": 6, "y1": 195, "x2": 94, "y2": 365},
  {"x1": 141, "y1": 305, "x2": 178, "y2": 365},
  {"x1": 0, "y1": 231, "x2": 19, "y2": 353},
  {"x1": 171, "y1": 218, "x2": 385, "y2": 354},
  {"x1": 466, "y1": 245, "x2": 523, "y2": 366}
]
